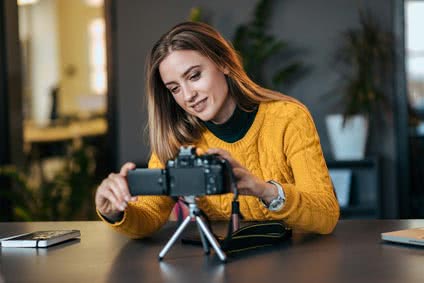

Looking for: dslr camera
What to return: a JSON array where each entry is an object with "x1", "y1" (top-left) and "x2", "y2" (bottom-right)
[{"x1": 127, "y1": 146, "x2": 232, "y2": 196}]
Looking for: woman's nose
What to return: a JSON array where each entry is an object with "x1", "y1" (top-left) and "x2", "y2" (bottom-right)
[{"x1": 183, "y1": 87, "x2": 197, "y2": 102}]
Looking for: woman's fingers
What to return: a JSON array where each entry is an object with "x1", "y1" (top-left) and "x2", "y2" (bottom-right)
[
  {"x1": 96, "y1": 180, "x2": 124, "y2": 213},
  {"x1": 108, "y1": 173, "x2": 131, "y2": 203},
  {"x1": 120, "y1": 162, "x2": 136, "y2": 176},
  {"x1": 103, "y1": 177, "x2": 128, "y2": 209},
  {"x1": 233, "y1": 167, "x2": 250, "y2": 188},
  {"x1": 103, "y1": 184, "x2": 127, "y2": 211},
  {"x1": 206, "y1": 148, "x2": 229, "y2": 158},
  {"x1": 232, "y1": 167, "x2": 264, "y2": 197},
  {"x1": 184, "y1": 147, "x2": 268, "y2": 198},
  {"x1": 119, "y1": 162, "x2": 137, "y2": 199},
  {"x1": 206, "y1": 148, "x2": 242, "y2": 168},
  {"x1": 95, "y1": 164, "x2": 138, "y2": 217}
]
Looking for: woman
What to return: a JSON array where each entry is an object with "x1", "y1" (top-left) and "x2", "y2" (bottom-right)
[{"x1": 95, "y1": 21, "x2": 339, "y2": 238}]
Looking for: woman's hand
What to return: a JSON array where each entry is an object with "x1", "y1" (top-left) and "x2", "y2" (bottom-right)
[
  {"x1": 206, "y1": 148, "x2": 277, "y2": 202},
  {"x1": 95, "y1": 162, "x2": 138, "y2": 221}
]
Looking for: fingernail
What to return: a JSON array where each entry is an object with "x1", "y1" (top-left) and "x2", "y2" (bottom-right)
[{"x1": 125, "y1": 196, "x2": 130, "y2": 202}]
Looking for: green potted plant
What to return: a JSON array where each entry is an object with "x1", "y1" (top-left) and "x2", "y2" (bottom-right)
[
  {"x1": 326, "y1": 9, "x2": 393, "y2": 160},
  {"x1": 232, "y1": 0, "x2": 302, "y2": 89}
]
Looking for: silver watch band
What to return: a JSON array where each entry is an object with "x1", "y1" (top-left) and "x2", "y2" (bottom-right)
[{"x1": 260, "y1": 180, "x2": 286, "y2": 211}]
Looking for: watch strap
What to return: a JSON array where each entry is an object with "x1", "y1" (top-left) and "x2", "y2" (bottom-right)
[{"x1": 260, "y1": 180, "x2": 286, "y2": 211}]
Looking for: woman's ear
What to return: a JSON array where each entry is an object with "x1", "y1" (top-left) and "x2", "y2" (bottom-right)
[{"x1": 222, "y1": 66, "x2": 230, "y2": 75}]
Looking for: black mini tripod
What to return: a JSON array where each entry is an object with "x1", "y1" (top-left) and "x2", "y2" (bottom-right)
[{"x1": 158, "y1": 198, "x2": 227, "y2": 262}]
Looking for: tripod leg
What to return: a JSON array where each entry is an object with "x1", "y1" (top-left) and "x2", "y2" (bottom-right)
[
  {"x1": 196, "y1": 216, "x2": 227, "y2": 262},
  {"x1": 159, "y1": 215, "x2": 192, "y2": 260},
  {"x1": 196, "y1": 221, "x2": 210, "y2": 254}
]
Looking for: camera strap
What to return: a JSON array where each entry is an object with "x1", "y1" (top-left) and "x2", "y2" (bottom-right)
[{"x1": 219, "y1": 159, "x2": 292, "y2": 254}]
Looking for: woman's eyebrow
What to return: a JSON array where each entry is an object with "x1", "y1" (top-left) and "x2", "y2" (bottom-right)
[{"x1": 164, "y1": 65, "x2": 200, "y2": 86}]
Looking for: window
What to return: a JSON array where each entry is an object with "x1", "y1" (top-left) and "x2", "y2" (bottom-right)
[
  {"x1": 405, "y1": 1, "x2": 424, "y2": 111},
  {"x1": 88, "y1": 18, "x2": 107, "y2": 96}
]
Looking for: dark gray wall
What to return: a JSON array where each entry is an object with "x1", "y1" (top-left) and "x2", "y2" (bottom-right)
[{"x1": 113, "y1": 0, "x2": 398, "y2": 217}]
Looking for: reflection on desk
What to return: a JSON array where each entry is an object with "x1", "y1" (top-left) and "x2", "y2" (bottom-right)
[
  {"x1": 0, "y1": 220, "x2": 423, "y2": 283},
  {"x1": 24, "y1": 118, "x2": 107, "y2": 144}
]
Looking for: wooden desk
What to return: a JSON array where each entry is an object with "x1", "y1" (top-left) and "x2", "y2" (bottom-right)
[{"x1": 0, "y1": 220, "x2": 423, "y2": 283}]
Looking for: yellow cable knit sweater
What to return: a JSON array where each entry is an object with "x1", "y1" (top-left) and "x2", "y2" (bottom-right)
[{"x1": 99, "y1": 100, "x2": 340, "y2": 238}]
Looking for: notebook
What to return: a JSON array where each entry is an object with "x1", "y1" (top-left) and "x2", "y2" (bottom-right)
[
  {"x1": 381, "y1": 227, "x2": 424, "y2": 246},
  {"x1": 0, "y1": 230, "x2": 80, "y2": 248}
]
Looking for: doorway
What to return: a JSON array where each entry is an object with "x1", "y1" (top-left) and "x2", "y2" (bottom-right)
[{"x1": 0, "y1": 0, "x2": 116, "y2": 221}]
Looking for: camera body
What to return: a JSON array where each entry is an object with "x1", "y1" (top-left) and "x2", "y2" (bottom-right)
[{"x1": 127, "y1": 146, "x2": 232, "y2": 196}]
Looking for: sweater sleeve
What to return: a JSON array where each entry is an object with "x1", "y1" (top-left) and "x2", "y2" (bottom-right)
[
  {"x1": 271, "y1": 104, "x2": 340, "y2": 234},
  {"x1": 101, "y1": 153, "x2": 175, "y2": 239}
]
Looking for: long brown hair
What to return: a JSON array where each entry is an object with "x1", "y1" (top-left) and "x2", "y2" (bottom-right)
[{"x1": 146, "y1": 21, "x2": 292, "y2": 164}]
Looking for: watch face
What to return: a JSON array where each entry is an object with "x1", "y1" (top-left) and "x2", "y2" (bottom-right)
[
  {"x1": 263, "y1": 180, "x2": 286, "y2": 211},
  {"x1": 269, "y1": 197, "x2": 284, "y2": 211}
]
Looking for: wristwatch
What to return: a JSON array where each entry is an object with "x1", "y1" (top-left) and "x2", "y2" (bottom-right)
[{"x1": 260, "y1": 180, "x2": 286, "y2": 211}]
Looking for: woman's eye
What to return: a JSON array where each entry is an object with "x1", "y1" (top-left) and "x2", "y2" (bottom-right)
[
  {"x1": 190, "y1": 72, "x2": 200, "y2": 81},
  {"x1": 170, "y1": 87, "x2": 179, "y2": 94}
]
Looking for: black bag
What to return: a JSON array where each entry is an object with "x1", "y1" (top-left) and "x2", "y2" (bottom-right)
[
  {"x1": 220, "y1": 222, "x2": 292, "y2": 253},
  {"x1": 181, "y1": 221, "x2": 291, "y2": 255}
]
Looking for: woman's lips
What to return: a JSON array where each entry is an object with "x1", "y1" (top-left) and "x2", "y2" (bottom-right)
[{"x1": 192, "y1": 98, "x2": 208, "y2": 112}]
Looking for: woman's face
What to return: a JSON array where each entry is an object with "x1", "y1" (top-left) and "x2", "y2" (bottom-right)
[{"x1": 159, "y1": 50, "x2": 236, "y2": 124}]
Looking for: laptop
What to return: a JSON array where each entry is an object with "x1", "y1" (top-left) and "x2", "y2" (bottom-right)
[{"x1": 381, "y1": 227, "x2": 424, "y2": 246}]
